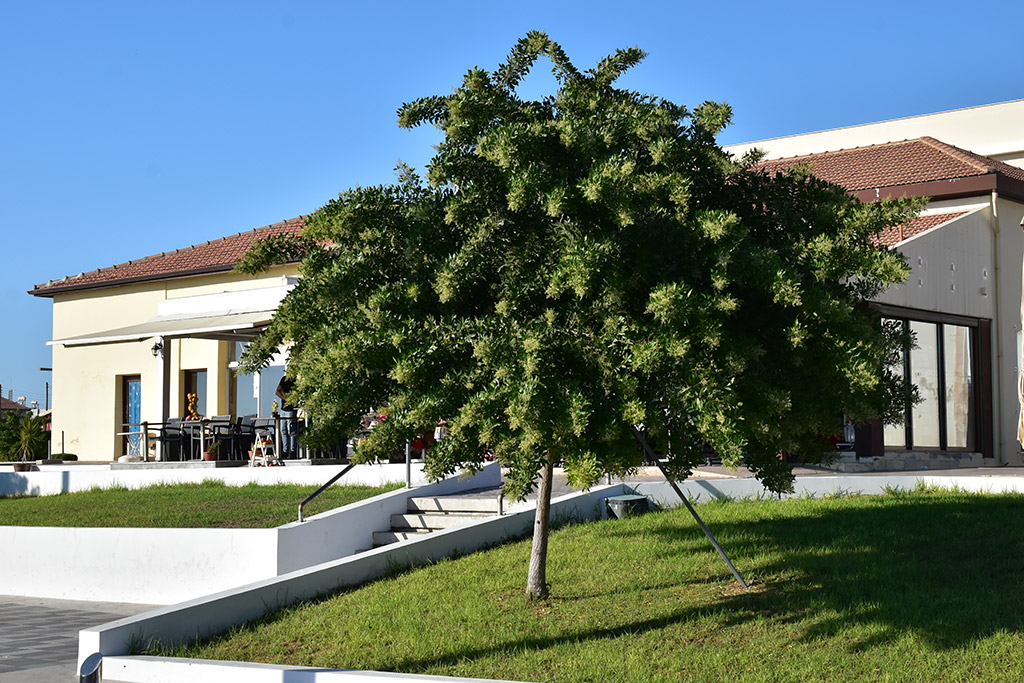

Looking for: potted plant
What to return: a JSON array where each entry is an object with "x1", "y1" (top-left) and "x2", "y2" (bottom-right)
[
  {"x1": 203, "y1": 441, "x2": 219, "y2": 461},
  {"x1": 14, "y1": 415, "x2": 47, "y2": 472}
]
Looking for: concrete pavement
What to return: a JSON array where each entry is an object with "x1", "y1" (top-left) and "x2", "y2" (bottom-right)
[{"x1": 0, "y1": 596, "x2": 153, "y2": 683}]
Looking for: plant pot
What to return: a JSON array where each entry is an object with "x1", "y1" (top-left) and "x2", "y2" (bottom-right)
[
  {"x1": 12, "y1": 462, "x2": 31, "y2": 472},
  {"x1": 203, "y1": 451, "x2": 217, "y2": 461}
]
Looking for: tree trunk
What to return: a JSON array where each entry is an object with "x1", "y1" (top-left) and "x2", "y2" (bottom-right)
[{"x1": 525, "y1": 449, "x2": 555, "y2": 600}]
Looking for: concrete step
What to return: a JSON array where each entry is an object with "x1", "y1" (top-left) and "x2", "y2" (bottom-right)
[
  {"x1": 373, "y1": 529, "x2": 433, "y2": 546},
  {"x1": 407, "y1": 495, "x2": 501, "y2": 514},
  {"x1": 390, "y1": 512, "x2": 493, "y2": 530}
]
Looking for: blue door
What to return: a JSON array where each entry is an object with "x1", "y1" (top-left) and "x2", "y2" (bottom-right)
[{"x1": 122, "y1": 375, "x2": 142, "y2": 455}]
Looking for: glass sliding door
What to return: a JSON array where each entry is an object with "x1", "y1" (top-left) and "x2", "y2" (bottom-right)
[
  {"x1": 909, "y1": 321, "x2": 940, "y2": 448},
  {"x1": 943, "y1": 324, "x2": 974, "y2": 449}
]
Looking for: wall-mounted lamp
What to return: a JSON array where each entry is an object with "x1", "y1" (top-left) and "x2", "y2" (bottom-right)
[{"x1": 151, "y1": 341, "x2": 164, "y2": 358}]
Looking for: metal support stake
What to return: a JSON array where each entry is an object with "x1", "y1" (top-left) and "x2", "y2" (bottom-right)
[
  {"x1": 405, "y1": 441, "x2": 412, "y2": 488},
  {"x1": 273, "y1": 414, "x2": 281, "y2": 459},
  {"x1": 633, "y1": 429, "x2": 750, "y2": 591},
  {"x1": 142, "y1": 421, "x2": 149, "y2": 462}
]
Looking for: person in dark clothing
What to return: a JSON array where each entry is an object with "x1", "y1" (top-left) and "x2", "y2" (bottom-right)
[{"x1": 275, "y1": 374, "x2": 298, "y2": 457}]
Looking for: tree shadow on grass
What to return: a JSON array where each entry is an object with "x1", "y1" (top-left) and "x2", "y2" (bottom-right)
[
  {"x1": 647, "y1": 494, "x2": 1024, "y2": 652},
  {"x1": 388, "y1": 494, "x2": 1024, "y2": 672}
]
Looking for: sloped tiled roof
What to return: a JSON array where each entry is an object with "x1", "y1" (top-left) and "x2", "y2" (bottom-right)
[
  {"x1": 0, "y1": 397, "x2": 31, "y2": 412},
  {"x1": 759, "y1": 137, "x2": 1024, "y2": 193},
  {"x1": 873, "y1": 212, "x2": 967, "y2": 248},
  {"x1": 32, "y1": 216, "x2": 307, "y2": 296}
]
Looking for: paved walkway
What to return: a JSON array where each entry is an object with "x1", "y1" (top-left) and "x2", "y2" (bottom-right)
[{"x1": 0, "y1": 596, "x2": 153, "y2": 682}]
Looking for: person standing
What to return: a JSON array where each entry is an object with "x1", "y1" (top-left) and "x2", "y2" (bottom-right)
[{"x1": 275, "y1": 373, "x2": 297, "y2": 458}]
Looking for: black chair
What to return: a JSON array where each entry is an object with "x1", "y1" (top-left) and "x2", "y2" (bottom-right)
[
  {"x1": 236, "y1": 415, "x2": 257, "y2": 460},
  {"x1": 155, "y1": 418, "x2": 183, "y2": 462},
  {"x1": 209, "y1": 416, "x2": 238, "y2": 460},
  {"x1": 180, "y1": 420, "x2": 206, "y2": 460}
]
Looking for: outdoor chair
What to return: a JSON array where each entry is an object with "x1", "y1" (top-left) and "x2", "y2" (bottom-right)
[{"x1": 154, "y1": 418, "x2": 183, "y2": 462}]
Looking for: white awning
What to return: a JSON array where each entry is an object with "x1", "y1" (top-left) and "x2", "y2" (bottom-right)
[{"x1": 48, "y1": 311, "x2": 273, "y2": 347}]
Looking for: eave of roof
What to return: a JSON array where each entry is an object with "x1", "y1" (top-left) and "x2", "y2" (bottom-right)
[
  {"x1": 30, "y1": 216, "x2": 307, "y2": 298},
  {"x1": 758, "y1": 137, "x2": 1024, "y2": 203}
]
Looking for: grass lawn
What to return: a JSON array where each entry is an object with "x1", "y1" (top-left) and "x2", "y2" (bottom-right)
[
  {"x1": 173, "y1": 488, "x2": 1024, "y2": 681},
  {"x1": 0, "y1": 480, "x2": 402, "y2": 528}
]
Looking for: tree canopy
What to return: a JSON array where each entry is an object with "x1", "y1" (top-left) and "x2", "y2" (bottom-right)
[{"x1": 238, "y1": 32, "x2": 918, "y2": 596}]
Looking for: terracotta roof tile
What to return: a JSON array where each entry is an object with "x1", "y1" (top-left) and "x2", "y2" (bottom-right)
[
  {"x1": 872, "y1": 212, "x2": 967, "y2": 248},
  {"x1": 0, "y1": 397, "x2": 32, "y2": 412},
  {"x1": 759, "y1": 137, "x2": 1024, "y2": 191},
  {"x1": 32, "y1": 216, "x2": 307, "y2": 296}
]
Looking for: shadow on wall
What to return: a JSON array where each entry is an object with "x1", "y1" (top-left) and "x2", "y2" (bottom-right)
[{"x1": 0, "y1": 472, "x2": 46, "y2": 498}]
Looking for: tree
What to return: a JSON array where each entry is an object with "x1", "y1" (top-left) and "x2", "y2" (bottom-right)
[
  {"x1": 17, "y1": 414, "x2": 47, "y2": 461},
  {"x1": 0, "y1": 412, "x2": 24, "y2": 461},
  {"x1": 238, "y1": 32, "x2": 918, "y2": 599}
]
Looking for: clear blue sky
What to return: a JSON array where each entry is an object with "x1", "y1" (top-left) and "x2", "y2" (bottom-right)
[{"x1": 2, "y1": 0, "x2": 1022, "y2": 408}]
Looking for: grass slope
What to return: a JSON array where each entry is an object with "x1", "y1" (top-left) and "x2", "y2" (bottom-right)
[
  {"x1": 176, "y1": 488, "x2": 1024, "y2": 681},
  {"x1": 0, "y1": 480, "x2": 402, "y2": 528}
]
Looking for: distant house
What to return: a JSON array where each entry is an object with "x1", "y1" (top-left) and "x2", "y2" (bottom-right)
[
  {"x1": 30, "y1": 217, "x2": 305, "y2": 460},
  {"x1": 726, "y1": 101, "x2": 1024, "y2": 470},
  {"x1": 0, "y1": 396, "x2": 32, "y2": 416}
]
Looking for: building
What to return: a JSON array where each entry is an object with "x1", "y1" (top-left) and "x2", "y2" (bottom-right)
[
  {"x1": 724, "y1": 100, "x2": 1024, "y2": 470},
  {"x1": 30, "y1": 218, "x2": 305, "y2": 460},
  {"x1": 0, "y1": 396, "x2": 32, "y2": 416},
  {"x1": 31, "y1": 100, "x2": 1024, "y2": 467}
]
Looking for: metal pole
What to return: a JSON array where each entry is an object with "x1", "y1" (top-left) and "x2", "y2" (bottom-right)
[
  {"x1": 299, "y1": 463, "x2": 355, "y2": 522},
  {"x1": 79, "y1": 652, "x2": 102, "y2": 682},
  {"x1": 142, "y1": 421, "x2": 149, "y2": 462},
  {"x1": 633, "y1": 429, "x2": 750, "y2": 590},
  {"x1": 273, "y1": 414, "x2": 282, "y2": 459},
  {"x1": 405, "y1": 441, "x2": 412, "y2": 488}
]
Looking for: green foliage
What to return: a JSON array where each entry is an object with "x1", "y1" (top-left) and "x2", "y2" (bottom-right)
[
  {"x1": 0, "y1": 481, "x2": 402, "y2": 527},
  {"x1": 0, "y1": 411, "x2": 23, "y2": 461},
  {"x1": 17, "y1": 415, "x2": 48, "y2": 461},
  {"x1": 240, "y1": 32, "x2": 917, "y2": 498}
]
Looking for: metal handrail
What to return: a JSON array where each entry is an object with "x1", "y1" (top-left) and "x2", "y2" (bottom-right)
[
  {"x1": 298, "y1": 463, "x2": 355, "y2": 522},
  {"x1": 80, "y1": 652, "x2": 102, "y2": 682}
]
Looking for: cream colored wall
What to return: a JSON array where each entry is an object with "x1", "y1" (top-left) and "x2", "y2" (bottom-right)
[
  {"x1": 874, "y1": 197, "x2": 1024, "y2": 465},
  {"x1": 874, "y1": 208, "x2": 994, "y2": 319},
  {"x1": 724, "y1": 99, "x2": 1024, "y2": 168},
  {"x1": 50, "y1": 266, "x2": 298, "y2": 460},
  {"x1": 994, "y1": 197, "x2": 1024, "y2": 462}
]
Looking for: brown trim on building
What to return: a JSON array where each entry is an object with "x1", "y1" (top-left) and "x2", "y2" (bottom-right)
[
  {"x1": 851, "y1": 174, "x2": 1001, "y2": 204},
  {"x1": 28, "y1": 261, "x2": 301, "y2": 298},
  {"x1": 977, "y1": 319, "x2": 994, "y2": 459}
]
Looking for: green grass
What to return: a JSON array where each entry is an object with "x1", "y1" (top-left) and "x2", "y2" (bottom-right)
[
  {"x1": 0, "y1": 480, "x2": 402, "y2": 528},
  {"x1": 173, "y1": 489, "x2": 1024, "y2": 681}
]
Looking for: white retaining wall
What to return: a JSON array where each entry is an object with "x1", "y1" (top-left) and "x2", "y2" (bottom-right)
[
  {"x1": 1, "y1": 464, "x2": 500, "y2": 605},
  {"x1": 0, "y1": 462, "x2": 423, "y2": 498},
  {"x1": 78, "y1": 483, "x2": 627, "y2": 672},
  {"x1": 100, "y1": 656, "x2": 527, "y2": 683},
  {"x1": 630, "y1": 473, "x2": 1024, "y2": 507},
  {"x1": 79, "y1": 472, "x2": 1024, "y2": 680}
]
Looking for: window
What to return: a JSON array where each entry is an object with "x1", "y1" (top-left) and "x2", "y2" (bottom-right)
[
  {"x1": 882, "y1": 311, "x2": 985, "y2": 454},
  {"x1": 183, "y1": 369, "x2": 207, "y2": 418},
  {"x1": 227, "y1": 342, "x2": 285, "y2": 417}
]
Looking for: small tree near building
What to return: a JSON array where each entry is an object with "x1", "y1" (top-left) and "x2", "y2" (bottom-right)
[{"x1": 238, "y1": 33, "x2": 918, "y2": 599}]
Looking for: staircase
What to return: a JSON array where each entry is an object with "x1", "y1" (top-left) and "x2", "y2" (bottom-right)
[{"x1": 372, "y1": 491, "x2": 502, "y2": 547}]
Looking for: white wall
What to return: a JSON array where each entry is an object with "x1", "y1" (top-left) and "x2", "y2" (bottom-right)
[
  {"x1": 723, "y1": 99, "x2": 1024, "y2": 166},
  {"x1": 78, "y1": 481, "x2": 624, "y2": 670},
  {"x1": 99, "y1": 657, "x2": 527, "y2": 683},
  {"x1": 1, "y1": 464, "x2": 500, "y2": 605},
  {"x1": 0, "y1": 462, "x2": 420, "y2": 498}
]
